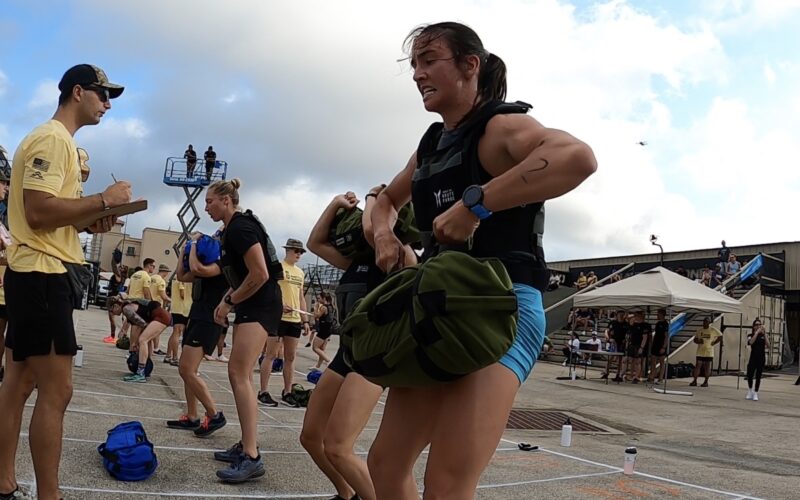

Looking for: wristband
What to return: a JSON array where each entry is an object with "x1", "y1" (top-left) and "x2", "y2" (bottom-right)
[
  {"x1": 365, "y1": 193, "x2": 378, "y2": 200},
  {"x1": 99, "y1": 193, "x2": 108, "y2": 210}
]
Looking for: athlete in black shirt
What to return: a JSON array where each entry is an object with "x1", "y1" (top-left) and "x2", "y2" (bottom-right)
[
  {"x1": 206, "y1": 178, "x2": 282, "y2": 483},
  {"x1": 626, "y1": 311, "x2": 652, "y2": 383},
  {"x1": 368, "y1": 22, "x2": 596, "y2": 499},
  {"x1": 603, "y1": 310, "x2": 628, "y2": 380},
  {"x1": 302, "y1": 187, "x2": 416, "y2": 500},
  {"x1": 167, "y1": 233, "x2": 228, "y2": 438}
]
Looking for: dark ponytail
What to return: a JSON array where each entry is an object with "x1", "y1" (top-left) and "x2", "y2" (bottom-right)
[{"x1": 478, "y1": 53, "x2": 507, "y2": 103}]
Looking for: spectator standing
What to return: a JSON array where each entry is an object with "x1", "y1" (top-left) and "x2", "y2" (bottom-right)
[
  {"x1": 648, "y1": 309, "x2": 669, "y2": 383},
  {"x1": 718, "y1": 240, "x2": 730, "y2": 267},
  {"x1": 626, "y1": 311, "x2": 651, "y2": 383},
  {"x1": 204, "y1": 146, "x2": 217, "y2": 182},
  {"x1": 603, "y1": 310, "x2": 628, "y2": 381},
  {"x1": 561, "y1": 331, "x2": 580, "y2": 367},
  {"x1": 184, "y1": 144, "x2": 197, "y2": 178},
  {"x1": 746, "y1": 319, "x2": 768, "y2": 401},
  {"x1": 690, "y1": 318, "x2": 723, "y2": 387}
]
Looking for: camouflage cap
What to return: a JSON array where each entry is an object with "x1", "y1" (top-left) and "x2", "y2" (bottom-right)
[{"x1": 58, "y1": 64, "x2": 124, "y2": 99}]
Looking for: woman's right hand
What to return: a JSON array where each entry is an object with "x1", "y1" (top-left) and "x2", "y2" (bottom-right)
[
  {"x1": 334, "y1": 192, "x2": 358, "y2": 209},
  {"x1": 374, "y1": 230, "x2": 405, "y2": 273}
]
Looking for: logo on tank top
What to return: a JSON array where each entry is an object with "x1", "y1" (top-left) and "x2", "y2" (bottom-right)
[{"x1": 433, "y1": 188, "x2": 455, "y2": 208}]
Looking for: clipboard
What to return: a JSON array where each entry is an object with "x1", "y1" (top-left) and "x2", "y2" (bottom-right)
[{"x1": 73, "y1": 199, "x2": 148, "y2": 230}]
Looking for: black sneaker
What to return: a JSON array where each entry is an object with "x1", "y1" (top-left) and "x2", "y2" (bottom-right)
[
  {"x1": 167, "y1": 415, "x2": 200, "y2": 430},
  {"x1": 216, "y1": 453, "x2": 265, "y2": 483},
  {"x1": 689, "y1": 381, "x2": 698, "y2": 387},
  {"x1": 281, "y1": 390, "x2": 300, "y2": 408},
  {"x1": 214, "y1": 441, "x2": 243, "y2": 463},
  {"x1": 0, "y1": 485, "x2": 33, "y2": 499},
  {"x1": 257, "y1": 392, "x2": 279, "y2": 407},
  {"x1": 194, "y1": 412, "x2": 227, "y2": 438}
]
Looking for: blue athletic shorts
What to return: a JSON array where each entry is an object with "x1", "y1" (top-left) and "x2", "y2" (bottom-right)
[{"x1": 499, "y1": 284, "x2": 546, "y2": 384}]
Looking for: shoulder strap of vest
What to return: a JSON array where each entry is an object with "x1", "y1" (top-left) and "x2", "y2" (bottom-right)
[
  {"x1": 415, "y1": 122, "x2": 445, "y2": 167},
  {"x1": 226, "y1": 210, "x2": 284, "y2": 281}
]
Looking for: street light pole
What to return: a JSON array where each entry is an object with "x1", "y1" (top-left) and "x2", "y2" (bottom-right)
[{"x1": 650, "y1": 234, "x2": 664, "y2": 267}]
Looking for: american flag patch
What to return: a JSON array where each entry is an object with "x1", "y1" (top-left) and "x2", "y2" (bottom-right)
[{"x1": 32, "y1": 158, "x2": 51, "y2": 171}]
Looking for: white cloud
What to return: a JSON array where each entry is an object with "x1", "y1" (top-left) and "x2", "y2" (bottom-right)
[
  {"x1": 764, "y1": 63, "x2": 777, "y2": 85},
  {"x1": 28, "y1": 79, "x2": 59, "y2": 109}
]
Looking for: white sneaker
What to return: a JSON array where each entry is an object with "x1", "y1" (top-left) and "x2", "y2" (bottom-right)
[
  {"x1": 217, "y1": 355, "x2": 229, "y2": 363},
  {"x1": 204, "y1": 354, "x2": 215, "y2": 361},
  {"x1": 562, "y1": 360, "x2": 567, "y2": 367},
  {"x1": 745, "y1": 389, "x2": 753, "y2": 400},
  {"x1": 753, "y1": 392, "x2": 759, "y2": 401}
]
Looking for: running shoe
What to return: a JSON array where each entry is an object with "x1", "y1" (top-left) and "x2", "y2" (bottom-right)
[
  {"x1": 214, "y1": 441, "x2": 243, "y2": 462},
  {"x1": 281, "y1": 390, "x2": 300, "y2": 408},
  {"x1": 700, "y1": 381, "x2": 709, "y2": 387},
  {"x1": 257, "y1": 392, "x2": 279, "y2": 407},
  {"x1": 153, "y1": 349, "x2": 167, "y2": 356},
  {"x1": 194, "y1": 411, "x2": 227, "y2": 438},
  {"x1": 204, "y1": 354, "x2": 216, "y2": 361},
  {"x1": 0, "y1": 485, "x2": 33, "y2": 500},
  {"x1": 170, "y1": 359, "x2": 180, "y2": 367},
  {"x1": 216, "y1": 453, "x2": 265, "y2": 483},
  {"x1": 123, "y1": 373, "x2": 147, "y2": 383},
  {"x1": 167, "y1": 415, "x2": 200, "y2": 430},
  {"x1": 102, "y1": 336, "x2": 117, "y2": 344},
  {"x1": 217, "y1": 355, "x2": 229, "y2": 363},
  {"x1": 163, "y1": 357, "x2": 173, "y2": 364},
  {"x1": 689, "y1": 381, "x2": 698, "y2": 387}
]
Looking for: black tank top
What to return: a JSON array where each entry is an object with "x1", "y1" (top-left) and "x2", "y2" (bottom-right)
[{"x1": 412, "y1": 100, "x2": 548, "y2": 291}]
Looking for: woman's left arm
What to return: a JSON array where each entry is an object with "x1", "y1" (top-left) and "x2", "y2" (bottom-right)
[{"x1": 481, "y1": 114, "x2": 597, "y2": 212}]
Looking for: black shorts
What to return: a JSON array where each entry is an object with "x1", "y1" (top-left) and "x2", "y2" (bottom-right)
[
  {"x1": 277, "y1": 320, "x2": 302, "y2": 339},
  {"x1": 316, "y1": 322, "x2": 332, "y2": 341},
  {"x1": 235, "y1": 301, "x2": 282, "y2": 336},
  {"x1": 172, "y1": 313, "x2": 188, "y2": 325},
  {"x1": 327, "y1": 346, "x2": 352, "y2": 377},
  {"x1": 625, "y1": 345, "x2": 644, "y2": 358},
  {"x1": 696, "y1": 356, "x2": 713, "y2": 363},
  {"x1": 5, "y1": 269, "x2": 77, "y2": 361},
  {"x1": 182, "y1": 320, "x2": 224, "y2": 356},
  {"x1": 0, "y1": 304, "x2": 7, "y2": 320}
]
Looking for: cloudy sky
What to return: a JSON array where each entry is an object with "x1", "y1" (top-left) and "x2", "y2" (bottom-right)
[{"x1": 1, "y1": 0, "x2": 798, "y2": 264}]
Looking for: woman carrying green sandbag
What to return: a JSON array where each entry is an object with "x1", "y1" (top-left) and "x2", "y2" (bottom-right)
[{"x1": 369, "y1": 22, "x2": 597, "y2": 499}]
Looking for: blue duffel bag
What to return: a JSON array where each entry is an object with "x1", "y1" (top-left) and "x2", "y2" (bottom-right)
[{"x1": 97, "y1": 421, "x2": 158, "y2": 481}]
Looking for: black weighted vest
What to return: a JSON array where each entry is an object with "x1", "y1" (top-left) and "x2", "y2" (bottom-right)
[
  {"x1": 412, "y1": 100, "x2": 548, "y2": 291},
  {"x1": 220, "y1": 209, "x2": 284, "y2": 287}
]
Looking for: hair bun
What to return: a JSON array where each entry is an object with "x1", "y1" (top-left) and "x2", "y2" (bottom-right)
[{"x1": 230, "y1": 178, "x2": 241, "y2": 189}]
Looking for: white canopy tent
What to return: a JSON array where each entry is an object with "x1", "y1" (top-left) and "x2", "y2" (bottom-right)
[
  {"x1": 573, "y1": 266, "x2": 742, "y2": 314},
  {"x1": 573, "y1": 266, "x2": 742, "y2": 395}
]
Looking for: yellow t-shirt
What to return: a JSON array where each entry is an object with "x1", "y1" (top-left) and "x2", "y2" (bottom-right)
[
  {"x1": 150, "y1": 274, "x2": 167, "y2": 306},
  {"x1": 0, "y1": 264, "x2": 6, "y2": 305},
  {"x1": 7, "y1": 120, "x2": 84, "y2": 273},
  {"x1": 127, "y1": 270, "x2": 152, "y2": 299},
  {"x1": 279, "y1": 261, "x2": 305, "y2": 323},
  {"x1": 695, "y1": 327, "x2": 722, "y2": 358},
  {"x1": 170, "y1": 279, "x2": 192, "y2": 316}
]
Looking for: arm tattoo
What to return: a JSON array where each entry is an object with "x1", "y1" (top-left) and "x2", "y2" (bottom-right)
[
  {"x1": 122, "y1": 305, "x2": 148, "y2": 328},
  {"x1": 244, "y1": 279, "x2": 258, "y2": 290},
  {"x1": 521, "y1": 158, "x2": 550, "y2": 184}
]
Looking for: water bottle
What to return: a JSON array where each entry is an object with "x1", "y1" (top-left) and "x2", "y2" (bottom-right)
[
  {"x1": 73, "y1": 345, "x2": 84, "y2": 368},
  {"x1": 623, "y1": 446, "x2": 637, "y2": 475},
  {"x1": 560, "y1": 417, "x2": 572, "y2": 447}
]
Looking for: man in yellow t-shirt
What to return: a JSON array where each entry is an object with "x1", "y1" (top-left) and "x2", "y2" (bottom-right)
[
  {"x1": 258, "y1": 238, "x2": 309, "y2": 407},
  {"x1": 690, "y1": 318, "x2": 723, "y2": 387},
  {"x1": 166, "y1": 277, "x2": 192, "y2": 365},
  {"x1": 128, "y1": 258, "x2": 155, "y2": 300},
  {"x1": 149, "y1": 264, "x2": 171, "y2": 355},
  {"x1": 0, "y1": 64, "x2": 131, "y2": 500}
]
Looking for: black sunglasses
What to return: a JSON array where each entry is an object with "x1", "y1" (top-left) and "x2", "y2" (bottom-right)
[{"x1": 82, "y1": 85, "x2": 110, "y2": 103}]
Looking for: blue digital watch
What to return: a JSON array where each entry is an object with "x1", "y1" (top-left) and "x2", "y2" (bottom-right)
[{"x1": 462, "y1": 185, "x2": 492, "y2": 220}]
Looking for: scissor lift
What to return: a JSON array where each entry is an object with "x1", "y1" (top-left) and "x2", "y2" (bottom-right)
[{"x1": 163, "y1": 156, "x2": 228, "y2": 258}]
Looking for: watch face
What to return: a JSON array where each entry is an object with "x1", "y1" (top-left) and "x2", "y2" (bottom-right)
[{"x1": 463, "y1": 185, "x2": 481, "y2": 207}]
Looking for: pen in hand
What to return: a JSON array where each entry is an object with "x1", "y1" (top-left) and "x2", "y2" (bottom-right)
[{"x1": 111, "y1": 173, "x2": 118, "y2": 182}]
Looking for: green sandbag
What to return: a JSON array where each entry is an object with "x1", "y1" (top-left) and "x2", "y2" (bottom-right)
[
  {"x1": 329, "y1": 203, "x2": 420, "y2": 259},
  {"x1": 340, "y1": 251, "x2": 518, "y2": 387}
]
